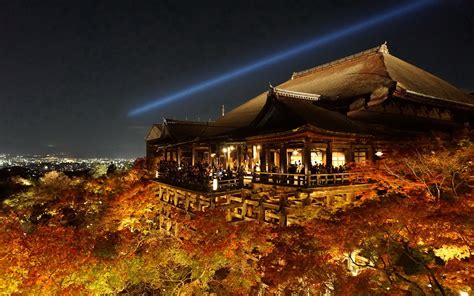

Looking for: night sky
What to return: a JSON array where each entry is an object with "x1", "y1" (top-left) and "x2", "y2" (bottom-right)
[{"x1": 1, "y1": 0, "x2": 472, "y2": 158}]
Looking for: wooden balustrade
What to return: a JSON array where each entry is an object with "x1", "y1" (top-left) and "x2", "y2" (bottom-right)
[
  {"x1": 156, "y1": 170, "x2": 367, "y2": 193},
  {"x1": 210, "y1": 177, "x2": 242, "y2": 191},
  {"x1": 252, "y1": 171, "x2": 366, "y2": 187},
  {"x1": 156, "y1": 171, "x2": 242, "y2": 192}
]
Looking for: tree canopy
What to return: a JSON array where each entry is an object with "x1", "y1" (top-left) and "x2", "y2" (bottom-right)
[{"x1": 0, "y1": 144, "x2": 472, "y2": 295}]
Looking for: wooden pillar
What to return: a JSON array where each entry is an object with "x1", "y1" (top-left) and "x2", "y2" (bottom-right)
[
  {"x1": 237, "y1": 145, "x2": 242, "y2": 168},
  {"x1": 177, "y1": 147, "x2": 181, "y2": 166},
  {"x1": 191, "y1": 143, "x2": 196, "y2": 166},
  {"x1": 260, "y1": 145, "x2": 266, "y2": 172},
  {"x1": 279, "y1": 195, "x2": 288, "y2": 227},
  {"x1": 303, "y1": 139, "x2": 311, "y2": 186},
  {"x1": 258, "y1": 197, "x2": 265, "y2": 221},
  {"x1": 368, "y1": 144, "x2": 375, "y2": 162},
  {"x1": 303, "y1": 140, "x2": 311, "y2": 172},
  {"x1": 265, "y1": 149, "x2": 270, "y2": 172},
  {"x1": 326, "y1": 141, "x2": 333, "y2": 167},
  {"x1": 348, "y1": 143, "x2": 354, "y2": 163},
  {"x1": 207, "y1": 144, "x2": 212, "y2": 164},
  {"x1": 280, "y1": 144, "x2": 287, "y2": 173},
  {"x1": 243, "y1": 144, "x2": 249, "y2": 171}
]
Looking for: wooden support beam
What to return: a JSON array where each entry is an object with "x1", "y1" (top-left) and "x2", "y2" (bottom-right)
[
  {"x1": 208, "y1": 144, "x2": 212, "y2": 164},
  {"x1": 279, "y1": 195, "x2": 288, "y2": 227},
  {"x1": 258, "y1": 197, "x2": 265, "y2": 221},
  {"x1": 259, "y1": 145, "x2": 266, "y2": 172},
  {"x1": 326, "y1": 141, "x2": 333, "y2": 167},
  {"x1": 191, "y1": 143, "x2": 196, "y2": 166},
  {"x1": 237, "y1": 145, "x2": 243, "y2": 168},
  {"x1": 303, "y1": 139, "x2": 311, "y2": 186},
  {"x1": 280, "y1": 144, "x2": 287, "y2": 173},
  {"x1": 368, "y1": 144, "x2": 375, "y2": 162},
  {"x1": 348, "y1": 143, "x2": 354, "y2": 163},
  {"x1": 177, "y1": 147, "x2": 181, "y2": 166}
]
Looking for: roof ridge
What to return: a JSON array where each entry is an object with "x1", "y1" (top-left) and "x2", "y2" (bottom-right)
[
  {"x1": 291, "y1": 42, "x2": 389, "y2": 79},
  {"x1": 271, "y1": 87, "x2": 321, "y2": 101},
  {"x1": 164, "y1": 118, "x2": 211, "y2": 125}
]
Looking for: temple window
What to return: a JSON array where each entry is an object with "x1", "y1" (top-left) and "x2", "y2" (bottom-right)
[
  {"x1": 354, "y1": 149, "x2": 367, "y2": 163},
  {"x1": 332, "y1": 152, "x2": 346, "y2": 167},
  {"x1": 289, "y1": 149, "x2": 302, "y2": 165},
  {"x1": 311, "y1": 150, "x2": 324, "y2": 165}
]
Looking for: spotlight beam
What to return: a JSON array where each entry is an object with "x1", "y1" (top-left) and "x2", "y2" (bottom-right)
[{"x1": 128, "y1": 0, "x2": 436, "y2": 117}]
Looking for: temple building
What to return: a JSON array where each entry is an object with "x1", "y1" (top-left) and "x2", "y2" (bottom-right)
[
  {"x1": 145, "y1": 43, "x2": 473, "y2": 193},
  {"x1": 143, "y1": 43, "x2": 473, "y2": 262}
]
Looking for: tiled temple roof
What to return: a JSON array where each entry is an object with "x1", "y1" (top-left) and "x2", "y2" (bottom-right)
[{"x1": 215, "y1": 43, "x2": 473, "y2": 131}]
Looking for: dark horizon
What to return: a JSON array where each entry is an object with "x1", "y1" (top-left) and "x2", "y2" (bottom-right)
[{"x1": 1, "y1": 0, "x2": 473, "y2": 158}]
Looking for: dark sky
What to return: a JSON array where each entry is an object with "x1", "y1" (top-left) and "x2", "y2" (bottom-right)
[{"x1": 1, "y1": 0, "x2": 472, "y2": 158}]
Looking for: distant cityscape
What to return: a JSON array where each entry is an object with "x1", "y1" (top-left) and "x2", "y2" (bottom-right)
[{"x1": 0, "y1": 154, "x2": 136, "y2": 178}]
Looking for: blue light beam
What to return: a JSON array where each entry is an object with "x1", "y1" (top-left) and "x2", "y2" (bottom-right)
[{"x1": 128, "y1": 0, "x2": 436, "y2": 116}]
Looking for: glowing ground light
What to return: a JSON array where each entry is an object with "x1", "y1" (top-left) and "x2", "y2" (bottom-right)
[{"x1": 128, "y1": 0, "x2": 437, "y2": 117}]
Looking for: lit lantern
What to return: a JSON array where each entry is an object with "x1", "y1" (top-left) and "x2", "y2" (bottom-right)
[
  {"x1": 212, "y1": 178, "x2": 218, "y2": 191},
  {"x1": 222, "y1": 147, "x2": 227, "y2": 153},
  {"x1": 375, "y1": 151, "x2": 383, "y2": 157}
]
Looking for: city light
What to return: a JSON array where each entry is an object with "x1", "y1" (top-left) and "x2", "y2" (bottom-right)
[
  {"x1": 128, "y1": 0, "x2": 436, "y2": 116},
  {"x1": 0, "y1": 154, "x2": 134, "y2": 177}
]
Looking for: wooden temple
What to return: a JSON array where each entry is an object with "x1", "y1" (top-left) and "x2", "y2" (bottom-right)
[{"x1": 145, "y1": 43, "x2": 473, "y2": 226}]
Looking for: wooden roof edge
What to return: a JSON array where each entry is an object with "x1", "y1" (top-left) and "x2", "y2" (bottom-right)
[
  {"x1": 245, "y1": 124, "x2": 374, "y2": 142},
  {"x1": 164, "y1": 118, "x2": 215, "y2": 126},
  {"x1": 144, "y1": 123, "x2": 163, "y2": 141},
  {"x1": 272, "y1": 87, "x2": 322, "y2": 101},
  {"x1": 394, "y1": 86, "x2": 474, "y2": 110},
  {"x1": 155, "y1": 136, "x2": 247, "y2": 149},
  {"x1": 291, "y1": 42, "x2": 388, "y2": 80}
]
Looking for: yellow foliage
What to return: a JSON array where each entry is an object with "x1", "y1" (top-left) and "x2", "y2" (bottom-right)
[{"x1": 434, "y1": 245, "x2": 471, "y2": 261}]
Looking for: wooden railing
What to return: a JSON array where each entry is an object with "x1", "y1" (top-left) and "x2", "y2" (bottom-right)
[
  {"x1": 156, "y1": 170, "x2": 368, "y2": 192},
  {"x1": 252, "y1": 172, "x2": 366, "y2": 187},
  {"x1": 209, "y1": 177, "x2": 242, "y2": 191},
  {"x1": 156, "y1": 171, "x2": 242, "y2": 192}
]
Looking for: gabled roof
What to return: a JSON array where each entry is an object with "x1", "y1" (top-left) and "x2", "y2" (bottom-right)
[
  {"x1": 145, "y1": 124, "x2": 163, "y2": 141},
  {"x1": 283, "y1": 43, "x2": 473, "y2": 106},
  {"x1": 214, "y1": 43, "x2": 473, "y2": 131},
  {"x1": 147, "y1": 119, "x2": 233, "y2": 146},
  {"x1": 276, "y1": 97, "x2": 370, "y2": 135},
  {"x1": 163, "y1": 119, "x2": 212, "y2": 142},
  {"x1": 238, "y1": 92, "x2": 371, "y2": 137},
  {"x1": 213, "y1": 92, "x2": 268, "y2": 129}
]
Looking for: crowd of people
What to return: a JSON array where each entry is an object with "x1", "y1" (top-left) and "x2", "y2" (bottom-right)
[
  {"x1": 157, "y1": 159, "x2": 348, "y2": 190},
  {"x1": 263, "y1": 161, "x2": 347, "y2": 175},
  {"x1": 254, "y1": 161, "x2": 348, "y2": 185},
  {"x1": 157, "y1": 160, "x2": 243, "y2": 191}
]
